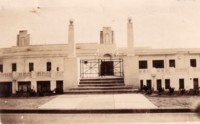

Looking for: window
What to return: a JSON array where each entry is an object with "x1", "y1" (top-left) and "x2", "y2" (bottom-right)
[
  {"x1": 0, "y1": 64, "x2": 3, "y2": 72},
  {"x1": 169, "y1": 59, "x2": 175, "y2": 68},
  {"x1": 153, "y1": 60, "x2": 164, "y2": 68},
  {"x1": 139, "y1": 60, "x2": 148, "y2": 69},
  {"x1": 12, "y1": 63, "x2": 17, "y2": 72},
  {"x1": 29, "y1": 63, "x2": 34, "y2": 72},
  {"x1": 190, "y1": 59, "x2": 197, "y2": 67},
  {"x1": 156, "y1": 79, "x2": 162, "y2": 90},
  {"x1": 147, "y1": 80, "x2": 152, "y2": 90},
  {"x1": 46, "y1": 62, "x2": 51, "y2": 71},
  {"x1": 179, "y1": 79, "x2": 184, "y2": 89},
  {"x1": 165, "y1": 79, "x2": 170, "y2": 89}
]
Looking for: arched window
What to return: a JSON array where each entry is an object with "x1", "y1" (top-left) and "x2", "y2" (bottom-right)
[{"x1": 46, "y1": 62, "x2": 51, "y2": 71}]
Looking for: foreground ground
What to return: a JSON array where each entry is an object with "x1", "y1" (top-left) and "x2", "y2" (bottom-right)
[
  {"x1": 0, "y1": 94, "x2": 199, "y2": 109},
  {"x1": 1, "y1": 113, "x2": 200, "y2": 124}
]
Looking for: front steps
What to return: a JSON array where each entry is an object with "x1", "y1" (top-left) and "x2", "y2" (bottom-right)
[{"x1": 65, "y1": 77, "x2": 137, "y2": 94}]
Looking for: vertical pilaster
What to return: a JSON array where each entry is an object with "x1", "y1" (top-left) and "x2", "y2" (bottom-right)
[
  {"x1": 31, "y1": 81, "x2": 37, "y2": 92},
  {"x1": 12, "y1": 81, "x2": 17, "y2": 94},
  {"x1": 51, "y1": 80, "x2": 56, "y2": 91}
]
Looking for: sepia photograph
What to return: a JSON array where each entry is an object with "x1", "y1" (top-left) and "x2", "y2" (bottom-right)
[{"x1": 0, "y1": 0, "x2": 200, "y2": 123}]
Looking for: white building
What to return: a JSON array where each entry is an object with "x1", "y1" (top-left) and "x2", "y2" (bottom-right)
[{"x1": 0, "y1": 19, "x2": 199, "y2": 96}]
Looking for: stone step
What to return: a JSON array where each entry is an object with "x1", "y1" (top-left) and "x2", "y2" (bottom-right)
[
  {"x1": 64, "y1": 89, "x2": 138, "y2": 94},
  {"x1": 80, "y1": 79, "x2": 124, "y2": 83},
  {"x1": 80, "y1": 81, "x2": 124, "y2": 84},
  {"x1": 78, "y1": 83, "x2": 125, "y2": 87},
  {"x1": 80, "y1": 77, "x2": 124, "y2": 81},
  {"x1": 71, "y1": 86, "x2": 133, "y2": 91}
]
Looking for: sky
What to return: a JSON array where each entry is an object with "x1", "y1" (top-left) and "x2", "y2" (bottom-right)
[{"x1": 0, "y1": 0, "x2": 200, "y2": 48}]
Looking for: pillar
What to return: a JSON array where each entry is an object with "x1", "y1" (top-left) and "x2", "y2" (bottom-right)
[
  {"x1": 51, "y1": 80, "x2": 56, "y2": 91},
  {"x1": 68, "y1": 20, "x2": 76, "y2": 58},
  {"x1": 127, "y1": 18, "x2": 134, "y2": 56},
  {"x1": 64, "y1": 58, "x2": 79, "y2": 90},
  {"x1": 123, "y1": 56, "x2": 139, "y2": 88},
  {"x1": 31, "y1": 81, "x2": 37, "y2": 92},
  {"x1": 12, "y1": 81, "x2": 17, "y2": 94}
]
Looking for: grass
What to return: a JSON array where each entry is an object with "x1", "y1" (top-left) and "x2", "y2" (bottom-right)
[
  {"x1": 0, "y1": 95, "x2": 56, "y2": 109},
  {"x1": 146, "y1": 95, "x2": 200, "y2": 108}
]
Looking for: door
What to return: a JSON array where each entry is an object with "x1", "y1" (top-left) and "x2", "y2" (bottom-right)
[
  {"x1": 147, "y1": 80, "x2": 152, "y2": 90},
  {"x1": 179, "y1": 79, "x2": 185, "y2": 89},
  {"x1": 37, "y1": 81, "x2": 50, "y2": 93},
  {"x1": 140, "y1": 80, "x2": 143, "y2": 90},
  {"x1": 18, "y1": 81, "x2": 31, "y2": 92},
  {"x1": 100, "y1": 61, "x2": 114, "y2": 76},
  {"x1": 56, "y1": 80, "x2": 63, "y2": 94},
  {"x1": 156, "y1": 79, "x2": 162, "y2": 90},
  {"x1": 0, "y1": 82, "x2": 12, "y2": 97},
  {"x1": 193, "y1": 78, "x2": 199, "y2": 90}
]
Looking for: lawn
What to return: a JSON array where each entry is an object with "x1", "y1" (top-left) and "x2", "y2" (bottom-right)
[
  {"x1": 146, "y1": 95, "x2": 200, "y2": 108},
  {"x1": 0, "y1": 95, "x2": 56, "y2": 109}
]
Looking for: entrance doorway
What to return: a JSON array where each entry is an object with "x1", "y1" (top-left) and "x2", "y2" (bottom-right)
[
  {"x1": 80, "y1": 59, "x2": 123, "y2": 78},
  {"x1": 56, "y1": 80, "x2": 63, "y2": 94},
  {"x1": 0, "y1": 82, "x2": 12, "y2": 97},
  {"x1": 147, "y1": 80, "x2": 152, "y2": 90},
  {"x1": 37, "y1": 81, "x2": 50, "y2": 94},
  {"x1": 193, "y1": 78, "x2": 199, "y2": 90},
  {"x1": 156, "y1": 79, "x2": 162, "y2": 90},
  {"x1": 18, "y1": 81, "x2": 31, "y2": 93},
  {"x1": 100, "y1": 61, "x2": 114, "y2": 76}
]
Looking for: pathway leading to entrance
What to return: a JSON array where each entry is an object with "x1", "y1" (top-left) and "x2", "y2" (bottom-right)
[{"x1": 39, "y1": 94, "x2": 157, "y2": 109}]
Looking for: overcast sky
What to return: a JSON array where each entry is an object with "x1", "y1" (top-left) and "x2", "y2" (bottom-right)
[{"x1": 0, "y1": 0, "x2": 200, "y2": 48}]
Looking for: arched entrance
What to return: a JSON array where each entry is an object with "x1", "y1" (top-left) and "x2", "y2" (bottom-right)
[{"x1": 80, "y1": 58, "x2": 123, "y2": 78}]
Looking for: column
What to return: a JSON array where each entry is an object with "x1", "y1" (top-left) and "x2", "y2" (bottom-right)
[
  {"x1": 51, "y1": 80, "x2": 56, "y2": 91},
  {"x1": 12, "y1": 81, "x2": 17, "y2": 94},
  {"x1": 31, "y1": 81, "x2": 37, "y2": 92}
]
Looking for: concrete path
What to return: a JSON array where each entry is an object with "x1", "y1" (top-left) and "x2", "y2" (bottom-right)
[{"x1": 39, "y1": 94, "x2": 157, "y2": 109}]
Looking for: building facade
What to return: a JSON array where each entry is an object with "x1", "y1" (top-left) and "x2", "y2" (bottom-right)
[{"x1": 0, "y1": 19, "x2": 200, "y2": 96}]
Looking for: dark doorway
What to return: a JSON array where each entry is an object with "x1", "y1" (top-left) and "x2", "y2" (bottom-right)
[
  {"x1": 0, "y1": 82, "x2": 12, "y2": 97},
  {"x1": 100, "y1": 61, "x2": 114, "y2": 76},
  {"x1": 18, "y1": 81, "x2": 31, "y2": 92},
  {"x1": 147, "y1": 80, "x2": 152, "y2": 90},
  {"x1": 56, "y1": 80, "x2": 63, "y2": 94},
  {"x1": 179, "y1": 79, "x2": 185, "y2": 89},
  {"x1": 156, "y1": 79, "x2": 162, "y2": 90},
  {"x1": 140, "y1": 80, "x2": 143, "y2": 90},
  {"x1": 37, "y1": 81, "x2": 50, "y2": 94},
  {"x1": 193, "y1": 78, "x2": 199, "y2": 90}
]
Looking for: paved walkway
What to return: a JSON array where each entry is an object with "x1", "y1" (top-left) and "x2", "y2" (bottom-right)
[{"x1": 39, "y1": 94, "x2": 157, "y2": 109}]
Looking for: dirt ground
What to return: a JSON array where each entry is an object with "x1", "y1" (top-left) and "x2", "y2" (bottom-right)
[{"x1": 146, "y1": 95, "x2": 200, "y2": 108}]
